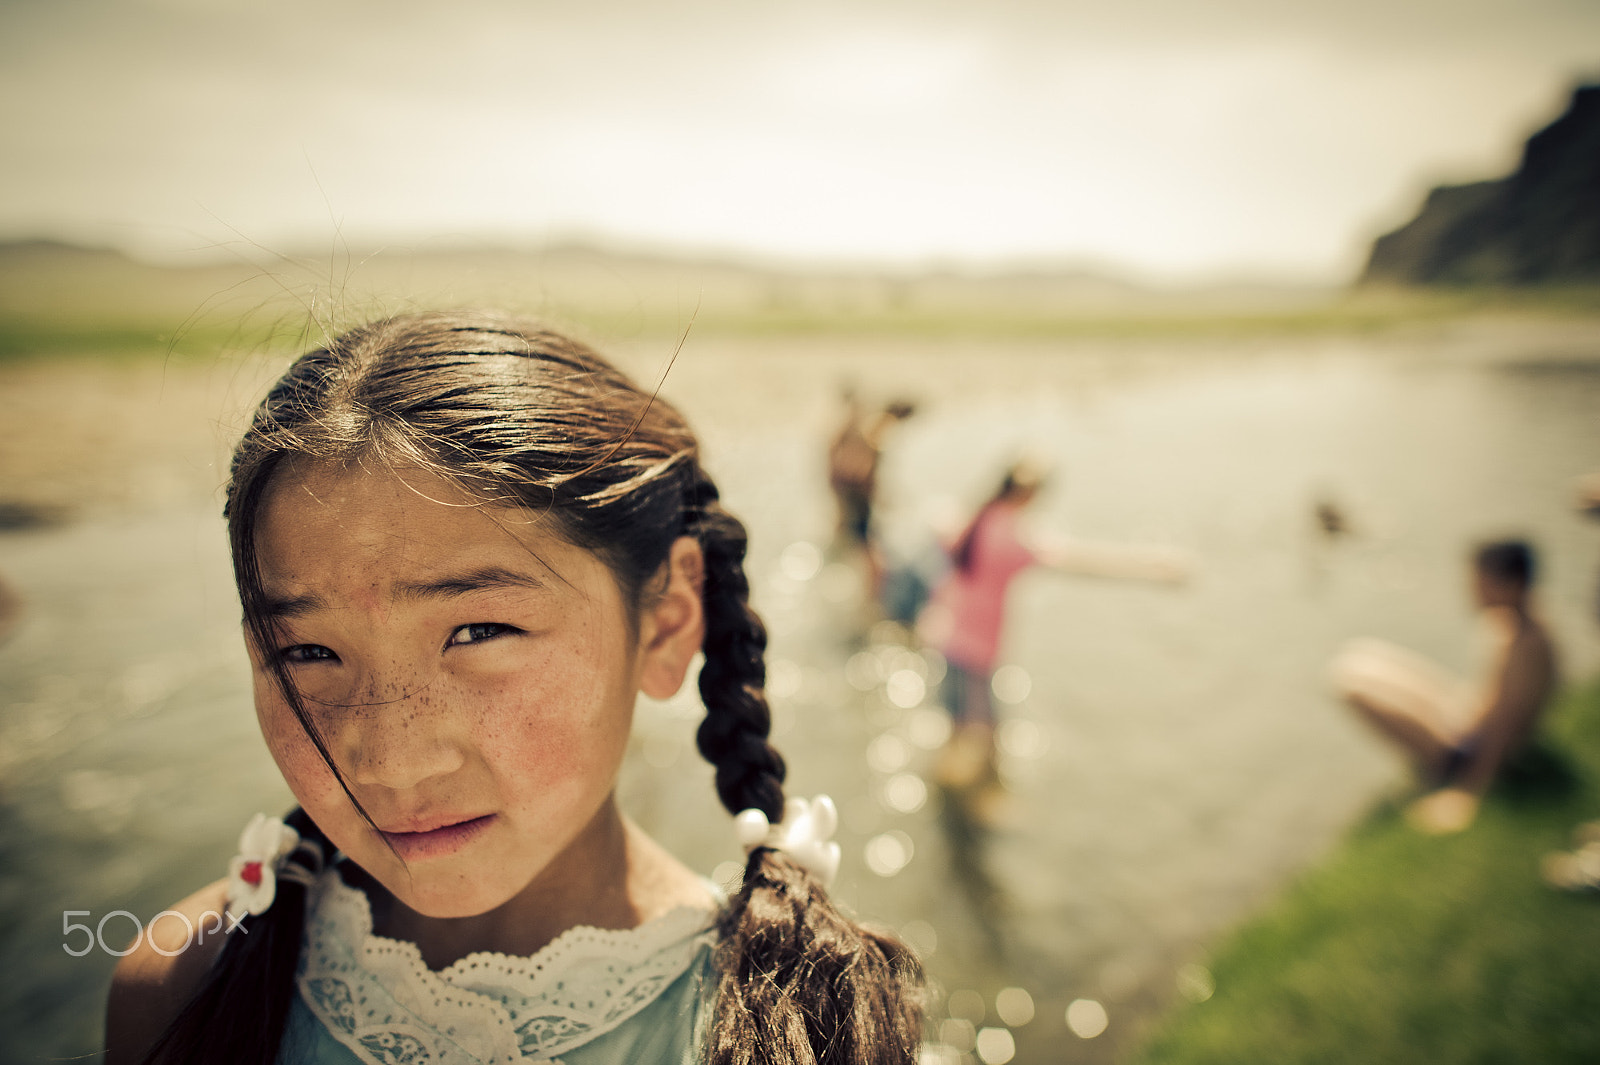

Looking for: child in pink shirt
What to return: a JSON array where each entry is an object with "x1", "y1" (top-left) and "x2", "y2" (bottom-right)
[
  {"x1": 919, "y1": 460, "x2": 1191, "y2": 805},
  {"x1": 920, "y1": 465, "x2": 1043, "y2": 731}
]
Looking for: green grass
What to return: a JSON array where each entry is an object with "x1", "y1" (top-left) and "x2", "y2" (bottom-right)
[
  {"x1": 1133, "y1": 680, "x2": 1600, "y2": 1065},
  {"x1": 4, "y1": 283, "x2": 1600, "y2": 362},
  {"x1": 0, "y1": 314, "x2": 301, "y2": 364}
]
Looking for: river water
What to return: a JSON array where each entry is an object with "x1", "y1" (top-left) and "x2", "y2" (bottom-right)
[{"x1": 2, "y1": 321, "x2": 1598, "y2": 1063}]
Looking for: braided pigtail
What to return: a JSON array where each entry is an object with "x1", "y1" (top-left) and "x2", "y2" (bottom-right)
[
  {"x1": 692, "y1": 488, "x2": 786, "y2": 822},
  {"x1": 137, "y1": 808, "x2": 334, "y2": 1065},
  {"x1": 690, "y1": 474, "x2": 924, "y2": 1065}
]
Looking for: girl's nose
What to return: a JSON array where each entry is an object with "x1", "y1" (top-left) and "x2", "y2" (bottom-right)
[{"x1": 335, "y1": 681, "x2": 467, "y2": 791}]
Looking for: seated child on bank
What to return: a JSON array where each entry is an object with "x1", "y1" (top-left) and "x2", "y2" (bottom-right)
[{"x1": 1331, "y1": 540, "x2": 1558, "y2": 834}]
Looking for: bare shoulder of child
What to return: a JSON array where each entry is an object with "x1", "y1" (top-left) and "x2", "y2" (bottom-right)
[{"x1": 105, "y1": 878, "x2": 232, "y2": 1065}]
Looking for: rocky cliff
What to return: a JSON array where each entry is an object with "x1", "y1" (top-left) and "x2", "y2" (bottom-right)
[{"x1": 1361, "y1": 84, "x2": 1600, "y2": 285}]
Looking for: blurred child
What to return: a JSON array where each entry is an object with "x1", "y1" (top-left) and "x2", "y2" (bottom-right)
[
  {"x1": 918, "y1": 459, "x2": 1190, "y2": 807},
  {"x1": 827, "y1": 392, "x2": 915, "y2": 597},
  {"x1": 1332, "y1": 540, "x2": 1558, "y2": 834}
]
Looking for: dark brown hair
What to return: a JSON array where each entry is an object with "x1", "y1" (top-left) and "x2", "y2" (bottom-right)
[
  {"x1": 950, "y1": 459, "x2": 1046, "y2": 574},
  {"x1": 1475, "y1": 538, "x2": 1536, "y2": 588},
  {"x1": 142, "y1": 311, "x2": 921, "y2": 1064}
]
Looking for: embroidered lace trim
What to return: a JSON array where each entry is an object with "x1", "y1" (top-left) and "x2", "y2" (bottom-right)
[{"x1": 297, "y1": 866, "x2": 718, "y2": 1064}]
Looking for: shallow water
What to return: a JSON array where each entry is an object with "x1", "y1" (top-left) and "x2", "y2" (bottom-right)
[{"x1": 2, "y1": 324, "x2": 1598, "y2": 1063}]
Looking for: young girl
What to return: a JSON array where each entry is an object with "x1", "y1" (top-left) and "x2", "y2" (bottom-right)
[
  {"x1": 919, "y1": 460, "x2": 1190, "y2": 804},
  {"x1": 105, "y1": 312, "x2": 922, "y2": 1065}
]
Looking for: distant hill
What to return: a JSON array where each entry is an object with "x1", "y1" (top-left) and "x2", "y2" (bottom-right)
[{"x1": 1361, "y1": 84, "x2": 1600, "y2": 286}]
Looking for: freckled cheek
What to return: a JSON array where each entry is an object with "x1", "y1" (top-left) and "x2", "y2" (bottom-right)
[
  {"x1": 254, "y1": 685, "x2": 349, "y2": 812},
  {"x1": 470, "y1": 668, "x2": 633, "y2": 797}
]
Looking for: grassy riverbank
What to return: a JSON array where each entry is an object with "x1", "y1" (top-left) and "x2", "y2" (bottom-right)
[
  {"x1": 6, "y1": 288, "x2": 1600, "y2": 359},
  {"x1": 4, "y1": 239, "x2": 1600, "y2": 365},
  {"x1": 1133, "y1": 679, "x2": 1600, "y2": 1065}
]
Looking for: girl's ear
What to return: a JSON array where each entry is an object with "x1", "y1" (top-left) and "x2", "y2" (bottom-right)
[{"x1": 637, "y1": 537, "x2": 706, "y2": 699}]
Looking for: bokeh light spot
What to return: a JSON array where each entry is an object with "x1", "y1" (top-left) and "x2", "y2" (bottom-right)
[
  {"x1": 882, "y1": 772, "x2": 928, "y2": 814},
  {"x1": 975, "y1": 1027, "x2": 1016, "y2": 1065},
  {"x1": 864, "y1": 830, "x2": 915, "y2": 876},
  {"x1": 946, "y1": 988, "x2": 986, "y2": 1023},
  {"x1": 997, "y1": 718, "x2": 1045, "y2": 758},
  {"x1": 907, "y1": 707, "x2": 952, "y2": 750},
  {"x1": 1066, "y1": 998, "x2": 1109, "y2": 1039},
  {"x1": 991, "y1": 664, "x2": 1032, "y2": 704},
  {"x1": 1176, "y1": 963, "x2": 1216, "y2": 1003},
  {"x1": 779, "y1": 540, "x2": 822, "y2": 582},
  {"x1": 995, "y1": 987, "x2": 1035, "y2": 1027},
  {"x1": 937, "y1": 1018, "x2": 975, "y2": 1053},
  {"x1": 846, "y1": 651, "x2": 884, "y2": 691},
  {"x1": 867, "y1": 733, "x2": 912, "y2": 774},
  {"x1": 877, "y1": 644, "x2": 927, "y2": 679},
  {"x1": 886, "y1": 669, "x2": 927, "y2": 708}
]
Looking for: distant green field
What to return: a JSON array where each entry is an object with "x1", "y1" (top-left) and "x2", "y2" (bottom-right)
[
  {"x1": 6, "y1": 298, "x2": 1600, "y2": 364},
  {"x1": 0, "y1": 317, "x2": 265, "y2": 361},
  {"x1": 3, "y1": 241, "x2": 1599, "y2": 361},
  {"x1": 1132, "y1": 680, "x2": 1600, "y2": 1065}
]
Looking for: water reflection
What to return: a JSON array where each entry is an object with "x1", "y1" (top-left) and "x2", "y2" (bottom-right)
[{"x1": 936, "y1": 772, "x2": 1012, "y2": 963}]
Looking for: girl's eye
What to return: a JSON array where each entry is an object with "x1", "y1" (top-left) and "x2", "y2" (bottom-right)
[
  {"x1": 281, "y1": 644, "x2": 338, "y2": 664},
  {"x1": 448, "y1": 623, "x2": 517, "y2": 647}
]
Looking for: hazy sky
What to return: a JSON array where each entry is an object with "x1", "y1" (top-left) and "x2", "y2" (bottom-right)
[{"x1": 3, "y1": 0, "x2": 1597, "y2": 282}]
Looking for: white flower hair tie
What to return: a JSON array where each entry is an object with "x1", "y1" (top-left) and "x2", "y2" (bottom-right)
[
  {"x1": 225, "y1": 813, "x2": 323, "y2": 921},
  {"x1": 735, "y1": 795, "x2": 841, "y2": 887}
]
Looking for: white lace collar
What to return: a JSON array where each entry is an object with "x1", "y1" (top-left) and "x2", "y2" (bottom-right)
[{"x1": 296, "y1": 865, "x2": 720, "y2": 1064}]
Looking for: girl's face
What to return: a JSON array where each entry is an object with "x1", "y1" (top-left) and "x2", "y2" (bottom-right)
[{"x1": 250, "y1": 463, "x2": 659, "y2": 919}]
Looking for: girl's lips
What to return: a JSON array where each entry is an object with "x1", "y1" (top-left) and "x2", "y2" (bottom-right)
[{"x1": 379, "y1": 814, "x2": 497, "y2": 862}]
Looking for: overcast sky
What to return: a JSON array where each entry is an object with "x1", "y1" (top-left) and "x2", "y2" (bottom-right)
[{"x1": 3, "y1": 0, "x2": 1597, "y2": 282}]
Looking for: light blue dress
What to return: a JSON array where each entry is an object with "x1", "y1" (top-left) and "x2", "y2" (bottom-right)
[{"x1": 276, "y1": 866, "x2": 719, "y2": 1064}]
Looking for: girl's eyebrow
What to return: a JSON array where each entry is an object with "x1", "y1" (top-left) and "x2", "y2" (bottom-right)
[
  {"x1": 261, "y1": 566, "x2": 548, "y2": 620},
  {"x1": 265, "y1": 592, "x2": 325, "y2": 621},
  {"x1": 394, "y1": 565, "x2": 549, "y2": 602}
]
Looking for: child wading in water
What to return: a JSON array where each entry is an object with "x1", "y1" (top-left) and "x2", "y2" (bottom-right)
[
  {"x1": 105, "y1": 313, "x2": 922, "y2": 1065},
  {"x1": 918, "y1": 459, "x2": 1190, "y2": 817}
]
